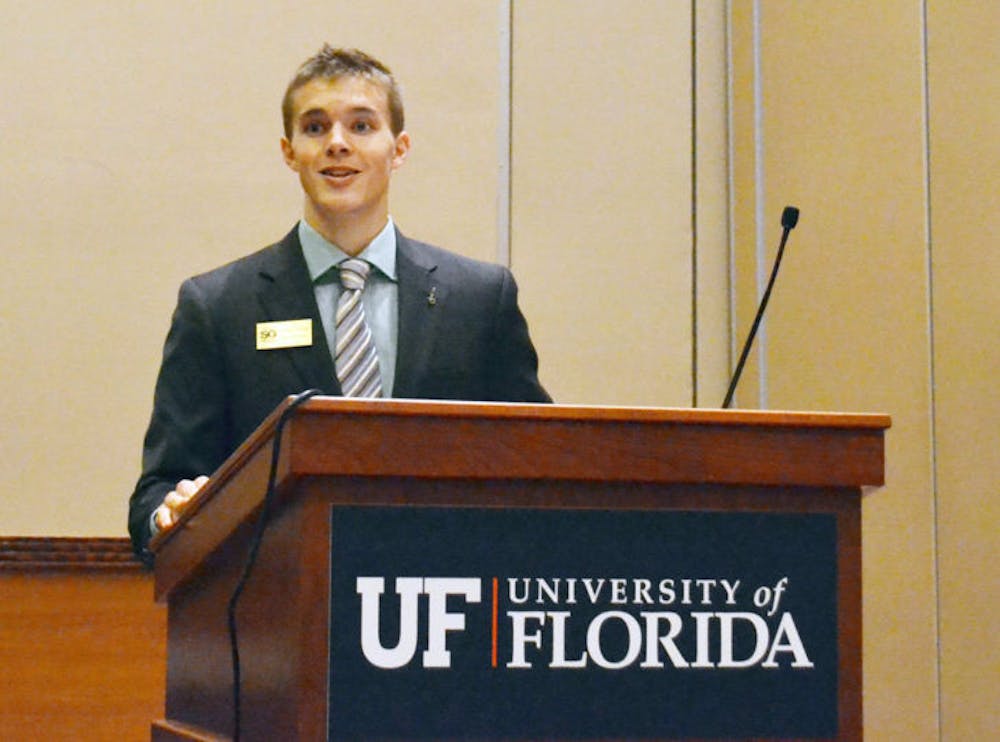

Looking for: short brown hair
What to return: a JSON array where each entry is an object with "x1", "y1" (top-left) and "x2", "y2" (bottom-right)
[{"x1": 282, "y1": 45, "x2": 405, "y2": 138}]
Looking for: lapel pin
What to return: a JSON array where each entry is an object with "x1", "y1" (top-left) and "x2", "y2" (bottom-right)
[{"x1": 427, "y1": 286, "x2": 437, "y2": 306}]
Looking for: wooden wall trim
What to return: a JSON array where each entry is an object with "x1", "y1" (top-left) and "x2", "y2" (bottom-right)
[
  {"x1": 0, "y1": 536, "x2": 143, "y2": 571},
  {"x1": 0, "y1": 537, "x2": 164, "y2": 739}
]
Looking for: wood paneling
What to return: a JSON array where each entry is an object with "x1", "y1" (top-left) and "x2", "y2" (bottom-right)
[{"x1": 0, "y1": 538, "x2": 165, "y2": 741}]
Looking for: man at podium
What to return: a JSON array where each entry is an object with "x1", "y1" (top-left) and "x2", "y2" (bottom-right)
[{"x1": 128, "y1": 45, "x2": 550, "y2": 563}]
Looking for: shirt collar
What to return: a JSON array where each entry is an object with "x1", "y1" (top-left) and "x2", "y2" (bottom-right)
[{"x1": 298, "y1": 217, "x2": 398, "y2": 283}]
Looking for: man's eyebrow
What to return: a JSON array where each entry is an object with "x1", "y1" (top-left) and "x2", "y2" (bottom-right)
[
  {"x1": 298, "y1": 106, "x2": 379, "y2": 119},
  {"x1": 345, "y1": 105, "x2": 379, "y2": 117}
]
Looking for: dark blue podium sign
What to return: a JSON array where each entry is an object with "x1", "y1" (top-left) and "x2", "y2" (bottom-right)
[{"x1": 328, "y1": 505, "x2": 838, "y2": 740}]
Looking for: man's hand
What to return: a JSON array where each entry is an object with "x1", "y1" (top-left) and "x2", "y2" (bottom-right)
[{"x1": 153, "y1": 475, "x2": 209, "y2": 532}]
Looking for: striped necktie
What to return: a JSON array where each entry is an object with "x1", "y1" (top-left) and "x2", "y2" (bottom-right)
[{"x1": 335, "y1": 258, "x2": 382, "y2": 398}]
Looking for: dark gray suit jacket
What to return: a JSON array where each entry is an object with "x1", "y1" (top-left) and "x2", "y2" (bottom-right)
[{"x1": 128, "y1": 226, "x2": 550, "y2": 560}]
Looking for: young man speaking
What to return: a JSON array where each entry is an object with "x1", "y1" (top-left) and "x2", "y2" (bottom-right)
[{"x1": 128, "y1": 46, "x2": 550, "y2": 562}]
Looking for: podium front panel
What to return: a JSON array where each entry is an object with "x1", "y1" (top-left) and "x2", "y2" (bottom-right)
[{"x1": 327, "y1": 500, "x2": 841, "y2": 739}]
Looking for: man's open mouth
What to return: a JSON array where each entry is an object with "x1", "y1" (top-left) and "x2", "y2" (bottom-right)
[{"x1": 321, "y1": 167, "x2": 360, "y2": 179}]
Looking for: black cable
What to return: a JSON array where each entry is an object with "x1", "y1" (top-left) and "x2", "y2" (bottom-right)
[{"x1": 227, "y1": 389, "x2": 322, "y2": 741}]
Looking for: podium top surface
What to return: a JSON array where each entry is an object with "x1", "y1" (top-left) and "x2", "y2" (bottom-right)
[
  {"x1": 285, "y1": 396, "x2": 891, "y2": 427},
  {"x1": 151, "y1": 398, "x2": 888, "y2": 599},
  {"x1": 228, "y1": 397, "x2": 889, "y2": 479}
]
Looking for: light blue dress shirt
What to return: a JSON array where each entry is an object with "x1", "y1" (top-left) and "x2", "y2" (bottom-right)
[{"x1": 298, "y1": 218, "x2": 399, "y2": 397}]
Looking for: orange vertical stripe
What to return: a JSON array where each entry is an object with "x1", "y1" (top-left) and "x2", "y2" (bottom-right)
[{"x1": 491, "y1": 577, "x2": 499, "y2": 668}]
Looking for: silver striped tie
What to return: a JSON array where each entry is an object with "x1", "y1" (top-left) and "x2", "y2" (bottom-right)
[{"x1": 335, "y1": 258, "x2": 383, "y2": 398}]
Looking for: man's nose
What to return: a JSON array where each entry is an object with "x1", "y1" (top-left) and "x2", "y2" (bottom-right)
[{"x1": 326, "y1": 123, "x2": 351, "y2": 154}]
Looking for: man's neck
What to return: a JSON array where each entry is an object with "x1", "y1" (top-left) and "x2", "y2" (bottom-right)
[{"x1": 303, "y1": 208, "x2": 389, "y2": 256}]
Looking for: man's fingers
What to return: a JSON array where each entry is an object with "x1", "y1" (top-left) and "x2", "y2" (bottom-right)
[
  {"x1": 156, "y1": 476, "x2": 210, "y2": 534},
  {"x1": 154, "y1": 505, "x2": 174, "y2": 531},
  {"x1": 175, "y1": 478, "x2": 204, "y2": 498},
  {"x1": 163, "y1": 491, "x2": 189, "y2": 509}
]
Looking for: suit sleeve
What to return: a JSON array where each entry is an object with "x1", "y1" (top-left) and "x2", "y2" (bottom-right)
[
  {"x1": 128, "y1": 278, "x2": 233, "y2": 564},
  {"x1": 484, "y1": 268, "x2": 552, "y2": 403}
]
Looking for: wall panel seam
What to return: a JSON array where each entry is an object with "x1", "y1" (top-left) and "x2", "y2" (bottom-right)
[
  {"x1": 497, "y1": 0, "x2": 513, "y2": 267},
  {"x1": 691, "y1": 0, "x2": 699, "y2": 407},
  {"x1": 726, "y1": 0, "x2": 737, "y2": 400},
  {"x1": 752, "y1": 0, "x2": 767, "y2": 408},
  {"x1": 920, "y1": 0, "x2": 944, "y2": 738}
]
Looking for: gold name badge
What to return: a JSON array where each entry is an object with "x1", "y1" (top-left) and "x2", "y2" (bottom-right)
[{"x1": 256, "y1": 319, "x2": 313, "y2": 350}]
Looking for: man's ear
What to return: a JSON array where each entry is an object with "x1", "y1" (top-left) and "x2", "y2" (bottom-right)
[
  {"x1": 391, "y1": 131, "x2": 411, "y2": 171},
  {"x1": 280, "y1": 137, "x2": 299, "y2": 172}
]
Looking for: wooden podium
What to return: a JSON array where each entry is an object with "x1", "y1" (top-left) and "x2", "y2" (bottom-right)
[{"x1": 150, "y1": 397, "x2": 888, "y2": 741}]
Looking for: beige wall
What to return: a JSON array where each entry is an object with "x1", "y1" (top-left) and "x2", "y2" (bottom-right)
[
  {"x1": 510, "y1": 1, "x2": 696, "y2": 406},
  {"x1": 3, "y1": 0, "x2": 994, "y2": 738},
  {"x1": 0, "y1": 2, "x2": 507, "y2": 534},
  {"x1": 926, "y1": 2, "x2": 1000, "y2": 737},
  {"x1": 731, "y1": 1, "x2": 998, "y2": 739},
  {"x1": 1, "y1": 1, "x2": 721, "y2": 530}
]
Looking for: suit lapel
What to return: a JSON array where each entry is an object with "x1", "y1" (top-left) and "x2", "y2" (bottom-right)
[
  {"x1": 256, "y1": 227, "x2": 340, "y2": 393},
  {"x1": 394, "y1": 230, "x2": 441, "y2": 398}
]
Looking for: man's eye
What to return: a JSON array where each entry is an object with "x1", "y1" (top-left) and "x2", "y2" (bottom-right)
[
  {"x1": 352, "y1": 121, "x2": 373, "y2": 133},
  {"x1": 303, "y1": 121, "x2": 326, "y2": 135}
]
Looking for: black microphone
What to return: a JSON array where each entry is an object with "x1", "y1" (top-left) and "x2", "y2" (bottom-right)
[{"x1": 721, "y1": 206, "x2": 800, "y2": 409}]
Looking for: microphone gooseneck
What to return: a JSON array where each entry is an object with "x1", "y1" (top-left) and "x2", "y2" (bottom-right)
[{"x1": 721, "y1": 206, "x2": 800, "y2": 409}]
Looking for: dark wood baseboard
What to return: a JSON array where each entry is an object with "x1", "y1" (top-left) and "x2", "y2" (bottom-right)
[
  {"x1": 0, "y1": 535, "x2": 144, "y2": 571},
  {"x1": 0, "y1": 536, "x2": 165, "y2": 741}
]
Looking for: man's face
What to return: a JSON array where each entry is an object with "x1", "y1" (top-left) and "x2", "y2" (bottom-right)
[{"x1": 281, "y1": 76, "x2": 409, "y2": 238}]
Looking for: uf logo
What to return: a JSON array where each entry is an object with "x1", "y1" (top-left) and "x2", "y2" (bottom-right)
[{"x1": 356, "y1": 577, "x2": 482, "y2": 669}]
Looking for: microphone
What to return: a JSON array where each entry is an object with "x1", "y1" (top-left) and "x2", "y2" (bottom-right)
[{"x1": 721, "y1": 206, "x2": 800, "y2": 409}]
